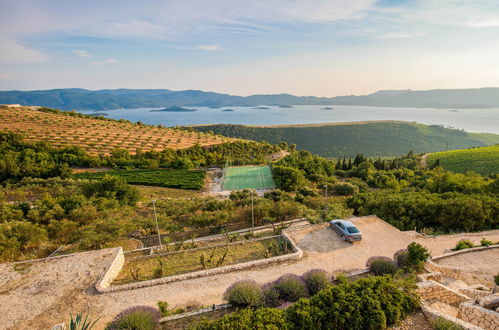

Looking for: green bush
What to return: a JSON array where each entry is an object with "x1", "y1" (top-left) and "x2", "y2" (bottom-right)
[
  {"x1": 494, "y1": 274, "x2": 499, "y2": 286},
  {"x1": 106, "y1": 306, "x2": 160, "y2": 330},
  {"x1": 369, "y1": 259, "x2": 398, "y2": 276},
  {"x1": 454, "y1": 240, "x2": 474, "y2": 251},
  {"x1": 301, "y1": 269, "x2": 331, "y2": 295},
  {"x1": 223, "y1": 280, "x2": 263, "y2": 308},
  {"x1": 407, "y1": 242, "x2": 431, "y2": 268},
  {"x1": 333, "y1": 182, "x2": 358, "y2": 196},
  {"x1": 273, "y1": 274, "x2": 309, "y2": 302},
  {"x1": 157, "y1": 301, "x2": 169, "y2": 317},
  {"x1": 430, "y1": 316, "x2": 462, "y2": 330},
  {"x1": 480, "y1": 238, "x2": 493, "y2": 247},
  {"x1": 197, "y1": 308, "x2": 286, "y2": 330}
]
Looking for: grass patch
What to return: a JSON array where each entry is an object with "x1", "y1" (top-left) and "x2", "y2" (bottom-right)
[{"x1": 113, "y1": 237, "x2": 291, "y2": 285}]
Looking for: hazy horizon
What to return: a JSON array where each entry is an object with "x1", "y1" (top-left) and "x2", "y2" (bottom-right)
[{"x1": 2, "y1": 1, "x2": 499, "y2": 96}]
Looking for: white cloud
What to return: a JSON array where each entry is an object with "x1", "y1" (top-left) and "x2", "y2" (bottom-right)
[
  {"x1": 73, "y1": 49, "x2": 92, "y2": 57},
  {"x1": 106, "y1": 58, "x2": 118, "y2": 63},
  {"x1": 89, "y1": 61, "x2": 103, "y2": 66},
  {"x1": 0, "y1": 38, "x2": 48, "y2": 63},
  {"x1": 197, "y1": 45, "x2": 221, "y2": 51},
  {"x1": 378, "y1": 31, "x2": 426, "y2": 39},
  {"x1": 0, "y1": 73, "x2": 11, "y2": 80}
]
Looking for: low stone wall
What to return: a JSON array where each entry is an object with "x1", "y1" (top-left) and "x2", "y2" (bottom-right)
[
  {"x1": 421, "y1": 306, "x2": 484, "y2": 330},
  {"x1": 94, "y1": 247, "x2": 125, "y2": 292},
  {"x1": 425, "y1": 245, "x2": 499, "y2": 285},
  {"x1": 418, "y1": 271, "x2": 442, "y2": 283},
  {"x1": 460, "y1": 301, "x2": 499, "y2": 329},
  {"x1": 160, "y1": 304, "x2": 232, "y2": 323},
  {"x1": 417, "y1": 280, "x2": 470, "y2": 306},
  {"x1": 95, "y1": 231, "x2": 303, "y2": 293},
  {"x1": 460, "y1": 288, "x2": 494, "y2": 300}
]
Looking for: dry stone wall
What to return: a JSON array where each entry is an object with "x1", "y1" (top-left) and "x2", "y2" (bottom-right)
[
  {"x1": 460, "y1": 301, "x2": 499, "y2": 329},
  {"x1": 94, "y1": 247, "x2": 125, "y2": 292},
  {"x1": 417, "y1": 280, "x2": 471, "y2": 306}
]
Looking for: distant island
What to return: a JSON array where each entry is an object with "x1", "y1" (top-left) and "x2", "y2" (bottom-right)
[
  {"x1": 321, "y1": 107, "x2": 334, "y2": 110},
  {"x1": 253, "y1": 106, "x2": 270, "y2": 109},
  {"x1": 149, "y1": 106, "x2": 197, "y2": 112},
  {"x1": 4, "y1": 87, "x2": 499, "y2": 110},
  {"x1": 222, "y1": 109, "x2": 235, "y2": 112}
]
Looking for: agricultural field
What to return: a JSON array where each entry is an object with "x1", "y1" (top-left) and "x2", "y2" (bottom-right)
[
  {"x1": 223, "y1": 165, "x2": 275, "y2": 190},
  {"x1": 427, "y1": 145, "x2": 499, "y2": 175},
  {"x1": 113, "y1": 237, "x2": 291, "y2": 284},
  {"x1": 0, "y1": 105, "x2": 233, "y2": 155},
  {"x1": 74, "y1": 168, "x2": 206, "y2": 190}
]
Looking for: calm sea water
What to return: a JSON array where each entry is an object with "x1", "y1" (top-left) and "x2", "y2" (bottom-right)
[{"x1": 79, "y1": 105, "x2": 499, "y2": 134}]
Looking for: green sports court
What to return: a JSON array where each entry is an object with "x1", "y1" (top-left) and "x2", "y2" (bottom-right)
[{"x1": 222, "y1": 166, "x2": 275, "y2": 190}]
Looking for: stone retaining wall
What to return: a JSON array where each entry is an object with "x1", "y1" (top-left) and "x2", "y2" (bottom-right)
[
  {"x1": 421, "y1": 306, "x2": 484, "y2": 330},
  {"x1": 417, "y1": 280, "x2": 470, "y2": 306},
  {"x1": 160, "y1": 304, "x2": 232, "y2": 323},
  {"x1": 460, "y1": 301, "x2": 499, "y2": 329},
  {"x1": 95, "y1": 231, "x2": 302, "y2": 294},
  {"x1": 425, "y1": 245, "x2": 499, "y2": 285},
  {"x1": 94, "y1": 247, "x2": 125, "y2": 292}
]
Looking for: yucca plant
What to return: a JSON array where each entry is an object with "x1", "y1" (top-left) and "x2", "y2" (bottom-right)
[{"x1": 69, "y1": 312, "x2": 100, "y2": 330}]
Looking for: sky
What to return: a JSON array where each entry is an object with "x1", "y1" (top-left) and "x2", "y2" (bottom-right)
[{"x1": 1, "y1": 0, "x2": 499, "y2": 96}]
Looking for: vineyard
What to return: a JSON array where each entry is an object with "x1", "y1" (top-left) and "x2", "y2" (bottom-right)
[
  {"x1": 74, "y1": 169, "x2": 206, "y2": 190},
  {"x1": 427, "y1": 145, "x2": 499, "y2": 175},
  {"x1": 0, "y1": 105, "x2": 233, "y2": 155}
]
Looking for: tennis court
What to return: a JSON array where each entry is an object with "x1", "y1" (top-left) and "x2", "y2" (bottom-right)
[{"x1": 223, "y1": 166, "x2": 275, "y2": 190}]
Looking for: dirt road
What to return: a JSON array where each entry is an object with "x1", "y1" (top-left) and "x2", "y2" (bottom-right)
[{"x1": 2, "y1": 216, "x2": 499, "y2": 329}]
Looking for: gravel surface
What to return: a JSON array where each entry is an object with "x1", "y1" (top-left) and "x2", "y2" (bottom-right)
[{"x1": 2, "y1": 215, "x2": 499, "y2": 329}]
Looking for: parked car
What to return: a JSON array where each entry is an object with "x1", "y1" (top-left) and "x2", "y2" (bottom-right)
[{"x1": 329, "y1": 220, "x2": 362, "y2": 242}]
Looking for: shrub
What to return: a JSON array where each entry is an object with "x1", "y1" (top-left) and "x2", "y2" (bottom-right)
[
  {"x1": 106, "y1": 306, "x2": 160, "y2": 330},
  {"x1": 365, "y1": 256, "x2": 392, "y2": 268},
  {"x1": 274, "y1": 274, "x2": 309, "y2": 302},
  {"x1": 333, "y1": 183, "x2": 358, "y2": 196},
  {"x1": 480, "y1": 238, "x2": 493, "y2": 247},
  {"x1": 393, "y1": 249, "x2": 410, "y2": 268},
  {"x1": 454, "y1": 240, "x2": 474, "y2": 251},
  {"x1": 157, "y1": 301, "x2": 169, "y2": 317},
  {"x1": 430, "y1": 317, "x2": 462, "y2": 330},
  {"x1": 262, "y1": 283, "x2": 283, "y2": 308},
  {"x1": 494, "y1": 274, "x2": 499, "y2": 286},
  {"x1": 196, "y1": 308, "x2": 286, "y2": 329},
  {"x1": 407, "y1": 242, "x2": 431, "y2": 267},
  {"x1": 302, "y1": 269, "x2": 331, "y2": 295},
  {"x1": 68, "y1": 312, "x2": 100, "y2": 330},
  {"x1": 369, "y1": 259, "x2": 398, "y2": 276},
  {"x1": 223, "y1": 280, "x2": 263, "y2": 308}
]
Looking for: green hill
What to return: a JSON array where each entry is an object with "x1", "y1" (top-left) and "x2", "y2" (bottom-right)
[
  {"x1": 190, "y1": 121, "x2": 499, "y2": 158},
  {"x1": 427, "y1": 145, "x2": 499, "y2": 175}
]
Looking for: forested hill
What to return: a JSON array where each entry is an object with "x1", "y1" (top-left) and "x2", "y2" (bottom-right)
[
  {"x1": 190, "y1": 121, "x2": 499, "y2": 158},
  {"x1": 2, "y1": 87, "x2": 499, "y2": 110}
]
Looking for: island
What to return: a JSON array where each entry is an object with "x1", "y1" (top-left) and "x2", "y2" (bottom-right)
[
  {"x1": 321, "y1": 106, "x2": 334, "y2": 110},
  {"x1": 252, "y1": 106, "x2": 270, "y2": 109},
  {"x1": 221, "y1": 109, "x2": 235, "y2": 112},
  {"x1": 278, "y1": 105, "x2": 293, "y2": 108},
  {"x1": 149, "y1": 106, "x2": 197, "y2": 112}
]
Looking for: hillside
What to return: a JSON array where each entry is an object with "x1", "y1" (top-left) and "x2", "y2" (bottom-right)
[
  {"x1": 427, "y1": 145, "x2": 499, "y2": 175},
  {"x1": 191, "y1": 121, "x2": 499, "y2": 158},
  {"x1": 0, "y1": 105, "x2": 233, "y2": 155},
  {"x1": 3, "y1": 87, "x2": 499, "y2": 110}
]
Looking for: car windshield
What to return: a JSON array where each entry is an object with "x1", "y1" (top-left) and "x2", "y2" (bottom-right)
[{"x1": 346, "y1": 226, "x2": 359, "y2": 234}]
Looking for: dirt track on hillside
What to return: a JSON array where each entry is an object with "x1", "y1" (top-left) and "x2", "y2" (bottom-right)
[{"x1": 2, "y1": 216, "x2": 499, "y2": 329}]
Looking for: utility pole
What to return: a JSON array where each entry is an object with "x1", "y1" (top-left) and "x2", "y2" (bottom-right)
[
  {"x1": 251, "y1": 190, "x2": 255, "y2": 233},
  {"x1": 324, "y1": 185, "x2": 328, "y2": 221},
  {"x1": 152, "y1": 200, "x2": 162, "y2": 249}
]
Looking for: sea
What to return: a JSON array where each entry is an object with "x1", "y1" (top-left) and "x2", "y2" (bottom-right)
[{"x1": 79, "y1": 105, "x2": 499, "y2": 134}]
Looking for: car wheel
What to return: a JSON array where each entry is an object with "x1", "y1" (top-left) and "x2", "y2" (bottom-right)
[{"x1": 342, "y1": 235, "x2": 346, "y2": 241}]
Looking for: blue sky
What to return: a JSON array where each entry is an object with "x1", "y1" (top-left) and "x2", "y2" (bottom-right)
[{"x1": 1, "y1": 0, "x2": 499, "y2": 96}]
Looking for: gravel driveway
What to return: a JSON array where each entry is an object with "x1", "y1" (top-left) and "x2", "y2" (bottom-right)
[{"x1": 2, "y1": 215, "x2": 499, "y2": 329}]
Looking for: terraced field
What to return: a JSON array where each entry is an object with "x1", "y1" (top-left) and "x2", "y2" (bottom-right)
[
  {"x1": 0, "y1": 105, "x2": 233, "y2": 155},
  {"x1": 427, "y1": 145, "x2": 499, "y2": 175}
]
